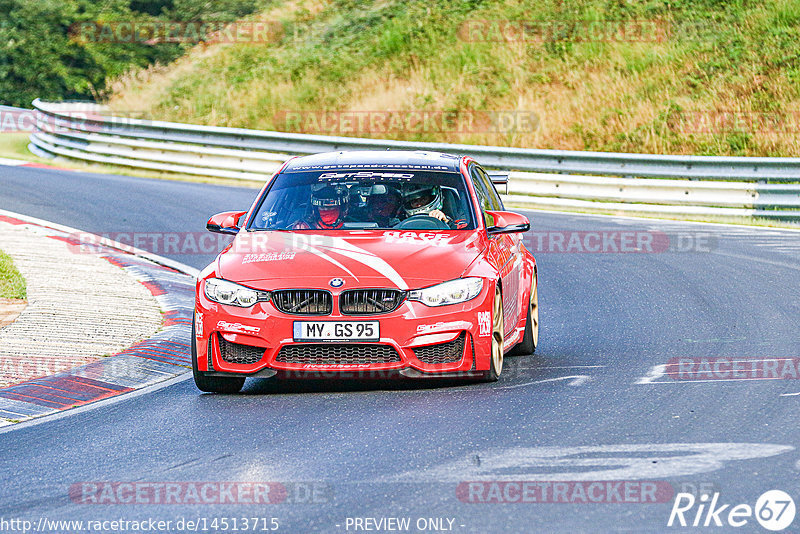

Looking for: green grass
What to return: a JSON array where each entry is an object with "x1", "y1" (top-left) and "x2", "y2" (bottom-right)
[
  {"x1": 108, "y1": 0, "x2": 800, "y2": 157},
  {"x1": 0, "y1": 134, "x2": 47, "y2": 163},
  {"x1": 0, "y1": 250, "x2": 26, "y2": 300}
]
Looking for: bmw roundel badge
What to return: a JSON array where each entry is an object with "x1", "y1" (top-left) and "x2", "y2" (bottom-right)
[{"x1": 329, "y1": 278, "x2": 345, "y2": 288}]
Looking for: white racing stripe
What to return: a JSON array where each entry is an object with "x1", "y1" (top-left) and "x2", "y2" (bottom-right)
[{"x1": 315, "y1": 236, "x2": 410, "y2": 290}]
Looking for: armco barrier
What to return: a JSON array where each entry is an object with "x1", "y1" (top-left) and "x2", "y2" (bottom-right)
[{"x1": 25, "y1": 100, "x2": 800, "y2": 220}]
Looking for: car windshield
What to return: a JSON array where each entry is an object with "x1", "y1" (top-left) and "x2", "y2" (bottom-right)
[{"x1": 248, "y1": 169, "x2": 476, "y2": 231}]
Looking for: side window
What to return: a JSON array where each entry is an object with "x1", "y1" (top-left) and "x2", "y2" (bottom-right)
[
  {"x1": 469, "y1": 164, "x2": 493, "y2": 227},
  {"x1": 474, "y1": 166, "x2": 504, "y2": 210},
  {"x1": 469, "y1": 165, "x2": 491, "y2": 211}
]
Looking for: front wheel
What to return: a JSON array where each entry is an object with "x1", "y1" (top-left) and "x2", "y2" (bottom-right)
[
  {"x1": 191, "y1": 316, "x2": 245, "y2": 394},
  {"x1": 509, "y1": 271, "x2": 538, "y2": 356},
  {"x1": 481, "y1": 284, "x2": 504, "y2": 382}
]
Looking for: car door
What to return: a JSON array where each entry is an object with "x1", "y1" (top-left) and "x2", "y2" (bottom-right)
[{"x1": 469, "y1": 163, "x2": 522, "y2": 339}]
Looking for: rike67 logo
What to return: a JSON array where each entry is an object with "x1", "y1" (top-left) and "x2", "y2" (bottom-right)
[{"x1": 668, "y1": 490, "x2": 796, "y2": 531}]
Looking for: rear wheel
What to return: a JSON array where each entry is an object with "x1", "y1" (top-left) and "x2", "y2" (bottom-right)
[
  {"x1": 509, "y1": 271, "x2": 538, "y2": 356},
  {"x1": 482, "y1": 284, "x2": 504, "y2": 382},
  {"x1": 191, "y1": 315, "x2": 245, "y2": 394}
]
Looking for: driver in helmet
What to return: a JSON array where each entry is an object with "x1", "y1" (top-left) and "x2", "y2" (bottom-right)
[
  {"x1": 293, "y1": 184, "x2": 349, "y2": 230},
  {"x1": 401, "y1": 184, "x2": 449, "y2": 223},
  {"x1": 367, "y1": 184, "x2": 402, "y2": 228}
]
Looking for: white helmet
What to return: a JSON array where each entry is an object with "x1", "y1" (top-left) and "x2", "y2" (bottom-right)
[{"x1": 402, "y1": 184, "x2": 442, "y2": 217}]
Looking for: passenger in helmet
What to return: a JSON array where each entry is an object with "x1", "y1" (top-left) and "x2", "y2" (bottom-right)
[
  {"x1": 367, "y1": 184, "x2": 402, "y2": 228},
  {"x1": 401, "y1": 183, "x2": 449, "y2": 223},
  {"x1": 293, "y1": 184, "x2": 349, "y2": 229}
]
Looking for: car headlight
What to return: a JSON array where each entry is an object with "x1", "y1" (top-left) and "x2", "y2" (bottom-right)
[
  {"x1": 204, "y1": 278, "x2": 268, "y2": 308},
  {"x1": 408, "y1": 278, "x2": 484, "y2": 307}
]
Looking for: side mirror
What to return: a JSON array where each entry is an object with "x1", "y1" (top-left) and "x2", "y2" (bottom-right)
[
  {"x1": 485, "y1": 210, "x2": 530, "y2": 235},
  {"x1": 206, "y1": 211, "x2": 246, "y2": 235}
]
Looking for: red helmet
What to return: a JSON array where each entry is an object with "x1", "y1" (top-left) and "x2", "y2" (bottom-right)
[{"x1": 310, "y1": 184, "x2": 348, "y2": 228}]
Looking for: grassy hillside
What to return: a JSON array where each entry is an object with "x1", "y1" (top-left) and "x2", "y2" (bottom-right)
[{"x1": 109, "y1": 0, "x2": 800, "y2": 156}]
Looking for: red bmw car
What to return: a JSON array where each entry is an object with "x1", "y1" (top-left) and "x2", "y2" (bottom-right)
[{"x1": 193, "y1": 151, "x2": 538, "y2": 393}]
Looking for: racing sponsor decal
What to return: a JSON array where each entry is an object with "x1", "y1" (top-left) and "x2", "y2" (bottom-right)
[
  {"x1": 287, "y1": 163, "x2": 453, "y2": 172},
  {"x1": 416, "y1": 321, "x2": 473, "y2": 334},
  {"x1": 318, "y1": 171, "x2": 414, "y2": 180},
  {"x1": 216, "y1": 321, "x2": 260, "y2": 335},
  {"x1": 195, "y1": 312, "x2": 203, "y2": 338},
  {"x1": 383, "y1": 231, "x2": 453, "y2": 247},
  {"x1": 241, "y1": 251, "x2": 296, "y2": 264},
  {"x1": 477, "y1": 311, "x2": 492, "y2": 337},
  {"x1": 300, "y1": 363, "x2": 373, "y2": 369}
]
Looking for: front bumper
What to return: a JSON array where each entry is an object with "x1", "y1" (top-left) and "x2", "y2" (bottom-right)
[{"x1": 194, "y1": 279, "x2": 496, "y2": 378}]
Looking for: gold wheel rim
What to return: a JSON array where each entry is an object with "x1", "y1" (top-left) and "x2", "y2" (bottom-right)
[
  {"x1": 492, "y1": 286, "x2": 504, "y2": 376},
  {"x1": 531, "y1": 276, "x2": 539, "y2": 348}
]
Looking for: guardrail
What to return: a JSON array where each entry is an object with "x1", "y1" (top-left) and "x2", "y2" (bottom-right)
[{"x1": 27, "y1": 99, "x2": 800, "y2": 220}]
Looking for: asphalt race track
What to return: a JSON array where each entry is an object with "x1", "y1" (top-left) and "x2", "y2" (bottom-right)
[{"x1": 2, "y1": 164, "x2": 800, "y2": 532}]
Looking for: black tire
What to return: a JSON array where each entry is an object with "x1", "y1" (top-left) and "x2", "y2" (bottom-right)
[
  {"x1": 481, "y1": 284, "x2": 504, "y2": 382},
  {"x1": 509, "y1": 271, "x2": 538, "y2": 356},
  {"x1": 191, "y1": 315, "x2": 245, "y2": 394}
]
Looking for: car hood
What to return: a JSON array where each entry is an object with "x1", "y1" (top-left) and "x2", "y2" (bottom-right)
[{"x1": 218, "y1": 230, "x2": 485, "y2": 290}]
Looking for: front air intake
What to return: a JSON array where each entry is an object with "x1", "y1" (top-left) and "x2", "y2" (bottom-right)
[{"x1": 271, "y1": 289, "x2": 333, "y2": 315}]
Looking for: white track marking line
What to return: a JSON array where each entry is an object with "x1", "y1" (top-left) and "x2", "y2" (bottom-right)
[
  {"x1": 0, "y1": 157, "x2": 30, "y2": 166},
  {"x1": 642, "y1": 378, "x2": 799, "y2": 384},
  {"x1": 495, "y1": 374, "x2": 592, "y2": 390},
  {"x1": 711, "y1": 251, "x2": 800, "y2": 272},
  {"x1": 636, "y1": 365, "x2": 667, "y2": 384},
  {"x1": 528, "y1": 365, "x2": 606, "y2": 369},
  {"x1": 780, "y1": 392, "x2": 800, "y2": 397},
  {"x1": 637, "y1": 360, "x2": 800, "y2": 385}
]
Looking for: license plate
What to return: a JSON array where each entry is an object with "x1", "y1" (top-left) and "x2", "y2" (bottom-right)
[{"x1": 293, "y1": 321, "x2": 379, "y2": 341}]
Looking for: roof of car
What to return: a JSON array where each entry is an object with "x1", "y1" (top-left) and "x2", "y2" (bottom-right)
[{"x1": 281, "y1": 150, "x2": 463, "y2": 173}]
